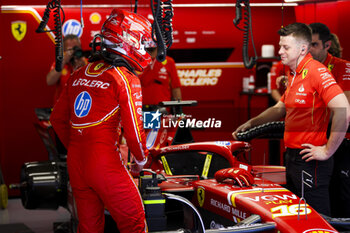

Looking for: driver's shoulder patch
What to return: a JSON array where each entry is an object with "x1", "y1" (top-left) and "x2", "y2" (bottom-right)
[{"x1": 86, "y1": 62, "x2": 111, "y2": 76}]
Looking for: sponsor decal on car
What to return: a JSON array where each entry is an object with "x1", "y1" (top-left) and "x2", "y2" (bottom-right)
[
  {"x1": 210, "y1": 198, "x2": 247, "y2": 219},
  {"x1": 244, "y1": 194, "x2": 297, "y2": 205},
  {"x1": 303, "y1": 229, "x2": 337, "y2": 233},
  {"x1": 215, "y1": 141, "x2": 231, "y2": 146},
  {"x1": 210, "y1": 198, "x2": 230, "y2": 213},
  {"x1": 227, "y1": 188, "x2": 288, "y2": 207},
  {"x1": 271, "y1": 204, "x2": 311, "y2": 219},
  {"x1": 197, "y1": 187, "x2": 205, "y2": 207}
]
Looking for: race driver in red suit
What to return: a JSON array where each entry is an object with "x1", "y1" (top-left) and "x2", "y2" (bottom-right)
[{"x1": 50, "y1": 9, "x2": 155, "y2": 233}]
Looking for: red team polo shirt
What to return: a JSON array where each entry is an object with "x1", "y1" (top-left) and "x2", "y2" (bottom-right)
[
  {"x1": 281, "y1": 53, "x2": 343, "y2": 149},
  {"x1": 323, "y1": 53, "x2": 350, "y2": 139},
  {"x1": 50, "y1": 62, "x2": 74, "y2": 104},
  {"x1": 269, "y1": 60, "x2": 290, "y2": 96},
  {"x1": 139, "y1": 56, "x2": 181, "y2": 105},
  {"x1": 323, "y1": 53, "x2": 350, "y2": 92}
]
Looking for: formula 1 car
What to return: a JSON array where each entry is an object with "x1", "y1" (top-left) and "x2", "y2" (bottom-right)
[{"x1": 13, "y1": 102, "x2": 350, "y2": 233}]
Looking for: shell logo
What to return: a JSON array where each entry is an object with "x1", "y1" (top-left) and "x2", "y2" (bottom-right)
[
  {"x1": 303, "y1": 229, "x2": 337, "y2": 233},
  {"x1": 90, "y1": 12, "x2": 102, "y2": 24}
]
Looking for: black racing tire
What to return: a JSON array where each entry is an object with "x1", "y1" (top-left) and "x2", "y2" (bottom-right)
[{"x1": 236, "y1": 121, "x2": 285, "y2": 142}]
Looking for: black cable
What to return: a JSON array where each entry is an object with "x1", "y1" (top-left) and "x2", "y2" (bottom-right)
[
  {"x1": 134, "y1": 0, "x2": 138, "y2": 13},
  {"x1": 53, "y1": 3, "x2": 63, "y2": 72},
  {"x1": 36, "y1": 0, "x2": 65, "y2": 72},
  {"x1": 161, "y1": 0, "x2": 173, "y2": 48},
  {"x1": 233, "y1": 0, "x2": 257, "y2": 69},
  {"x1": 281, "y1": 0, "x2": 284, "y2": 29},
  {"x1": 150, "y1": 0, "x2": 173, "y2": 62}
]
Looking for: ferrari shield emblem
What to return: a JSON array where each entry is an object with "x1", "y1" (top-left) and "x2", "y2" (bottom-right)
[
  {"x1": 197, "y1": 187, "x2": 205, "y2": 207},
  {"x1": 328, "y1": 64, "x2": 334, "y2": 72},
  {"x1": 11, "y1": 21, "x2": 27, "y2": 42},
  {"x1": 302, "y1": 69, "x2": 308, "y2": 79}
]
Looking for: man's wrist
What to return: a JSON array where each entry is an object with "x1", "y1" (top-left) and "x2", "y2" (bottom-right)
[
  {"x1": 324, "y1": 144, "x2": 334, "y2": 159},
  {"x1": 135, "y1": 157, "x2": 147, "y2": 166}
]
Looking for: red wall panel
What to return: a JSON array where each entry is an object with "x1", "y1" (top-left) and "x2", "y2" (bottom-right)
[{"x1": 0, "y1": 9, "x2": 56, "y2": 195}]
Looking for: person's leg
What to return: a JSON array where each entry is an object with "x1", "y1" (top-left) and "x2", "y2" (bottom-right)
[
  {"x1": 89, "y1": 151, "x2": 147, "y2": 233},
  {"x1": 73, "y1": 188, "x2": 105, "y2": 233},
  {"x1": 67, "y1": 150, "x2": 105, "y2": 233},
  {"x1": 102, "y1": 166, "x2": 146, "y2": 233},
  {"x1": 285, "y1": 148, "x2": 333, "y2": 216},
  {"x1": 303, "y1": 158, "x2": 333, "y2": 216},
  {"x1": 285, "y1": 148, "x2": 300, "y2": 196},
  {"x1": 330, "y1": 139, "x2": 350, "y2": 217}
]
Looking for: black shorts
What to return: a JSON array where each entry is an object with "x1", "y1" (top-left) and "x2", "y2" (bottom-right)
[
  {"x1": 330, "y1": 138, "x2": 350, "y2": 218},
  {"x1": 285, "y1": 148, "x2": 333, "y2": 216}
]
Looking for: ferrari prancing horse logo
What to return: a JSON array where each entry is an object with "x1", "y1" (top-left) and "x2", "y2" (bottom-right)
[
  {"x1": 11, "y1": 21, "x2": 27, "y2": 42},
  {"x1": 197, "y1": 187, "x2": 205, "y2": 207}
]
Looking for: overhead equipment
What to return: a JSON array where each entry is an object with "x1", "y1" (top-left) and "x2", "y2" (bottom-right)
[
  {"x1": 233, "y1": 0, "x2": 257, "y2": 69},
  {"x1": 150, "y1": 0, "x2": 174, "y2": 62},
  {"x1": 36, "y1": 0, "x2": 65, "y2": 72}
]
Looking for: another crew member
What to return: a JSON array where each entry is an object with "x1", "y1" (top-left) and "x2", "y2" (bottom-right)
[
  {"x1": 46, "y1": 34, "x2": 87, "y2": 104},
  {"x1": 269, "y1": 60, "x2": 289, "y2": 102},
  {"x1": 139, "y1": 46, "x2": 182, "y2": 111},
  {"x1": 233, "y1": 23, "x2": 350, "y2": 215},
  {"x1": 309, "y1": 22, "x2": 350, "y2": 217}
]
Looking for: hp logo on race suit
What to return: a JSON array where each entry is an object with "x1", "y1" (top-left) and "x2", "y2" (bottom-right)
[
  {"x1": 63, "y1": 19, "x2": 83, "y2": 37},
  {"x1": 74, "y1": 91, "x2": 92, "y2": 117}
]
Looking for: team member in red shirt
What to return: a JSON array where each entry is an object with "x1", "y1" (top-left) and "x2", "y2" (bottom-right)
[
  {"x1": 139, "y1": 47, "x2": 182, "y2": 108},
  {"x1": 233, "y1": 23, "x2": 350, "y2": 215},
  {"x1": 47, "y1": 35, "x2": 87, "y2": 155},
  {"x1": 46, "y1": 34, "x2": 87, "y2": 104},
  {"x1": 50, "y1": 9, "x2": 154, "y2": 233},
  {"x1": 309, "y1": 22, "x2": 350, "y2": 217},
  {"x1": 269, "y1": 60, "x2": 289, "y2": 102},
  {"x1": 309, "y1": 23, "x2": 350, "y2": 102},
  {"x1": 269, "y1": 31, "x2": 346, "y2": 104}
]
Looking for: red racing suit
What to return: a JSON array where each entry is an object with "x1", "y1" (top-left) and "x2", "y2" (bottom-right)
[{"x1": 50, "y1": 61, "x2": 148, "y2": 233}]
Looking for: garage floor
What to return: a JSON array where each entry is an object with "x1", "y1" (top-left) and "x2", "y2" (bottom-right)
[{"x1": 0, "y1": 198, "x2": 70, "y2": 233}]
